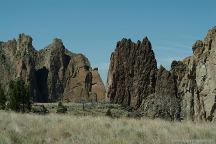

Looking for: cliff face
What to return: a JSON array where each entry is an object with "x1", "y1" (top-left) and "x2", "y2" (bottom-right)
[
  {"x1": 175, "y1": 27, "x2": 216, "y2": 121},
  {"x1": 107, "y1": 26, "x2": 216, "y2": 121},
  {"x1": 107, "y1": 38, "x2": 157, "y2": 108},
  {"x1": 0, "y1": 34, "x2": 106, "y2": 102}
]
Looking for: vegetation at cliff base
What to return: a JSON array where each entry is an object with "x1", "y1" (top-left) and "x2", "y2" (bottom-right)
[
  {"x1": 0, "y1": 78, "x2": 32, "y2": 112},
  {"x1": 0, "y1": 84, "x2": 6, "y2": 109},
  {"x1": 56, "y1": 102, "x2": 67, "y2": 113}
]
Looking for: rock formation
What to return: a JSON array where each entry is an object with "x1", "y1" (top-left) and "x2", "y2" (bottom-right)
[
  {"x1": 0, "y1": 34, "x2": 106, "y2": 102},
  {"x1": 107, "y1": 38, "x2": 157, "y2": 108},
  {"x1": 107, "y1": 26, "x2": 216, "y2": 121}
]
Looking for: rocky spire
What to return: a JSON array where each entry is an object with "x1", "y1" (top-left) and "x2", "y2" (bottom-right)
[{"x1": 107, "y1": 37, "x2": 157, "y2": 108}]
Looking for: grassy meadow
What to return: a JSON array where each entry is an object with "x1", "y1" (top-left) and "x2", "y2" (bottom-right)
[{"x1": 0, "y1": 105, "x2": 216, "y2": 144}]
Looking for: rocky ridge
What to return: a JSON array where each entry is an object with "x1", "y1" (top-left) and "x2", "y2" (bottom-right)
[
  {"x1": 0, "y1": 34, "x2": 106, "y2": 102},
  {"x1": 107, "y1": 26, "x2": 216, "y2": 121}
]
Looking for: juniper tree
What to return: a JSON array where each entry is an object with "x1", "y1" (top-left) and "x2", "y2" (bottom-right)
[
  {"x1": 0, "y1": 84, "x2": 6, "y2": 109},
  {"x1": 8, "y1": 78, "x2": 31, "y2": 112}
]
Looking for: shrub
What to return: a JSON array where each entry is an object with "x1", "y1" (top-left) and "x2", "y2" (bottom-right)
[
  {"x1": 56, "y1": 102, "x2": 67, "y2": 113},
  {"x1": 106, "y1": 108, "x2": 112, "y2": 117},
  {"x1": 31, "y1": 105, "x2": 49, "y2": 114}
]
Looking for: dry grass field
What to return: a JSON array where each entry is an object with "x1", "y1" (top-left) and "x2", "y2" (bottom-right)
[{"x1": 0, "y1": 110, "x2": 216, "y2": 144}]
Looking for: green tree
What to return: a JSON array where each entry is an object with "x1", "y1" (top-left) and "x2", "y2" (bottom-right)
[
  {"x1": 0, "y1": 84, "x2": 6, "y2": 109},
  {"x1": 8, "y1": 78, "x2": 31, "y2": 112}
]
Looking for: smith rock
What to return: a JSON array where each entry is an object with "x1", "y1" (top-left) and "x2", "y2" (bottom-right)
[
  {"x1": 0, "y1": 34, "x2": 106, "y2": 102},
  {"x1": 107, "y1": 26, "x2": 216, "y2": 121}
]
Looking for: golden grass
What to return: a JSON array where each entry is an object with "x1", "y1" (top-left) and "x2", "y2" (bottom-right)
[{"x1": 0, "y1": 111, "x2": 216, "y2": 144}]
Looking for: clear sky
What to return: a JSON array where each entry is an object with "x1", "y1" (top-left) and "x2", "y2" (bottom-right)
[{"x1": 1, "y1": 0, "x2": 216, "y2": 83}]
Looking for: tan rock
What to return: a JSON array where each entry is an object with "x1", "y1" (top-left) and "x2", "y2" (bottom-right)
[
  {"x1": 91, "y1": 68, "x2": 106, "y2": 101},
  {"x1": 0, "y1": 34, "x2": 106, "y2": 102}
]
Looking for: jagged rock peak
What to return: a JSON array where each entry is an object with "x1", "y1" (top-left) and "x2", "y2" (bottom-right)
[
  {"x1": 107, "y1": 37, "x2": 157, "y2": 108},
  {"x1": 158, "y1": 65, "x2": 166, "y2": 72},
  {"x1": 204, "y1": 26, "x2": 216, "y2": 50},
  {"x1": 116, "y1": 37, "x2": 153, "y2": 52},
  {"x1": 52, "y1": 38, "x2": 63, "y2": 45},
  {"x1": 18, "y1": 33, "x2": 33, "y2": 46},
  {"x1": 116, "y1": 38, "x2": 133, "y2": 49},
  {"x1": 49, "y1": 38, "x2": 65, "y2": 50},
  {"x1": 192, "y1": 40, "x2": 203, "y2": 52},
  {"x1": 142, "y1": 36, "x2": 150, "y2": 44},
  {"x1": 140, "y1": 36, "x2": 152, "y2": 48},
  {"x1": 206, "y1": 26, "x2": 216, "y2": 39},
  {"x1": 192, "y1": 40, "x2": 204, "y2": 58}
]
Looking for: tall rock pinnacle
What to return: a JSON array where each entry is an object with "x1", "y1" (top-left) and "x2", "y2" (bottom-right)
[{"x1": 107, "y1": 37, "x2": 157, "y2": 108}]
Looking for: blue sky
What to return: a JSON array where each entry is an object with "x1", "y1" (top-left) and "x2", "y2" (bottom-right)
[{"x1": 1, "y1": 0, "x2": 216, "y2": 83}]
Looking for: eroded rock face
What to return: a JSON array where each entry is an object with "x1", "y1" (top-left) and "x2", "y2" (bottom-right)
[
  {"x1": 154, "y1": 66, "x2": 180, "y2": 120},
  {"x1": 171, "y1": 27, "x2": 216, "y2": 121},
  {"x1": 0, "y1": 34, "x2": 106, "y2": 102},
  {"x1": 107, "y1": 26, "x2": 216, "y2": 121},
  {"x1": 107, "y1": 37, "x2": 157, "y2": 108},
  {"x1": 193, "y1": 27, "x2": 216, "y2": 121},
  {"x1": 91, "y1": 68, "x2": 106, "y2": 101}
]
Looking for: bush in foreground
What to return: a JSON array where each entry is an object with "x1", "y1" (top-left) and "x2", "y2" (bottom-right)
[
  {"x1": 31, "y1": 105, "x2": 49, "y2": 114},
  {"x1": 56, "y1": 102, "x2": 67, "y2": 113},
  {"x1": 106, "y1": 108, "x2": 112, "y2": 117}
]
